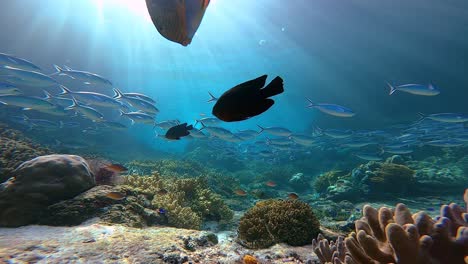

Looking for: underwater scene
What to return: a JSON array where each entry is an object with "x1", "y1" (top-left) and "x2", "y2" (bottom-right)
[{"x1": 0, "y1": 0, "x2": 467, "y2": 263}]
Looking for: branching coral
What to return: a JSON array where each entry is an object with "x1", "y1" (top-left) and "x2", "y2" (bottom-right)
[
  {"x1": 123, "y1": 174, "x2": 164, "y2": 197},
  {"x1": 123, "y1": 176, "x2": 233, "y2": 230},
  {"x1": 238, "y1": 199, "x2": 320, "y2": 249},
  {"x1": 341, "y1": 189, "x2": 468, "y2": 264}
]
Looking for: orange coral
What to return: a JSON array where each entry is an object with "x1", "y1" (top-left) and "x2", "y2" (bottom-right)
[{"x1": 243, "y1": 254, "x2": 259, "y2": 264}]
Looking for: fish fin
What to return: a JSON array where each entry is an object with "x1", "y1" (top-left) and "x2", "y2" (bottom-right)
[
  {"x1": 84, "y1": 82, "x2": 91, "y2": 85},
  {"x1": 257, "y1": 125, "x2": 265, "y2": 134},
  {"x1": 187, "y1": 125, "x2": 193, "y2": 130},
  {"x1": 207, "y1": 92, "x2": 217, "y2": 102},
  {"x1": 306, "y1": 98, "x2": 315, "y2": 108},
  {"x1": 0, "y1": 100, "x2": 7, "y2": 105},
  {"x1": 260, "y1": 76, "x2": 283, "y2": 98},
  {"x1": 113, "y1": 88, "x2": 124, "y2": 99},
  {"x1": 59, "y1": 85, "x2": 72, "y2": 95},
  {"x1": 63, "y1": 65, "x2": 73, "y2": 71},
  {"x1": 387, "y1": 82, "x2": 397, "y2": 95},
  {"x1": 119, "y1": 109, "x2": 126, "y2": 116},
  {"x1": 22, "y1": 108, "x2": 32, "y2": 111},
  {"x1": 59, "y1": 121, "x2": 64, "y2": 129}
]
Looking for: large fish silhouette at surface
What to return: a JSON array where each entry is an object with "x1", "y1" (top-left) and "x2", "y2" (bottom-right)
[
  {"x1": 211, "y1": 75, "x2": 284, "y2": 122},
  {"x1": 145, "y1": 0, "x2": 210, "y2": 46}
]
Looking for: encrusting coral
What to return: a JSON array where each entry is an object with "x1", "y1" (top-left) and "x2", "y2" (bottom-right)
[
  {"x1": 314, "y1": 189, "x2": 468, "y2": 264},
  {"x1": 123, "y1": 174, "x2": 233, "y2": 230},
  {"x1": 237, "y1": 199, "x2": 320, "y2": 249}
]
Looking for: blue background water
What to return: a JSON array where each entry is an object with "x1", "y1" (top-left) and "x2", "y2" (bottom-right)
[{"x1": 1, "y1": 0, "x2": 468, "y2": 153}]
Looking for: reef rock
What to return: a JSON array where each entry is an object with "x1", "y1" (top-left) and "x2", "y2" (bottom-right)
[
  {"x1": 0, "y1": 154, "x2": 95, "y2": 227},
  {"x1": 39, "y1": 185, "x2": 167, "y2": 228}
]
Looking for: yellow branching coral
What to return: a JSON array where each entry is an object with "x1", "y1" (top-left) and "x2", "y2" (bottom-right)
[
  {"x1": 150, "y1": 177, "x2": 233, "y2": 230},
  {"x1": 122, "y1": 173, "x2": 164, "y2": 197}
]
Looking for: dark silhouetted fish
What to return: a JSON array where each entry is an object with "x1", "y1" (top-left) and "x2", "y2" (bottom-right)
[
  {"x1": 165, "y1": 122, "x2": 193, "y2": 140},
  {"x1": 211, "y1": 75, "x2": 284, "y2": 122},
  {"x1": 145, "y1": 0, "x2": 210, "y2": 46}
]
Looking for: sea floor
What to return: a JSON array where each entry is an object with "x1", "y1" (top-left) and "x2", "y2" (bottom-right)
[{"x1": 0, "y1": 219, "x2": 319, "y2": 264}]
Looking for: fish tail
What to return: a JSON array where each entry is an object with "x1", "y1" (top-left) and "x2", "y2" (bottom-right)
[
  {"x1": 207, "y1": 92, "x2": 218, "y2": 102},
  {"x1": 314, "y1": 126, "x2": 323, "y2": 136},
  {"x1": 202, "y1": 0, "x2": 210, "y2": 8},
  {"x1": 387, "y1": 82, "x2": 397, "y2": 95},
  {"x1": 119, "y1": 109, "x2": 126, "y2": 116},
  {"x1": 113, "y1": 88, "x2": 124, "y2": 99},
  {"x1": 59, "y1": 85, "x2": 72, "y2": 95},
  {"x1": 65, "y1": 97, "x2": 79, "y2": 110},
  {"x1": 49, "y1": 64, "x2": 64, "y2": 76},
  {"x1": 59, "y1": 121, "x2": 64, "y2": 129},
  {"x1": 42, "y1": 90, "x2": 53, "y2": 101},
  {"x1": 261, "y1": 76, "x2": 284, "y2": 98},
  {"x1": 416, "y1": 112, "x2": 426, "y2": 124},
  {"x1": 199, "y1": 122, "x2": 206, "y2": 130},
  {"x1": 306, "y1": 98, "x2": 315, "y2": 108},
  {"x1": 257, "y1": 125, "x2": 265, "y2": 134}
]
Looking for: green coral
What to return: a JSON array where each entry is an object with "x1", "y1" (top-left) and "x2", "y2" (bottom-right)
[
  {"x1": 237, "y1": 199, "x2": 320, "y2": 249},
  {"x1": 123, "y1": 174, "x2": 233, "y2": 230},
  {"x1": 314, "y1": 170, "x2": 349, "y2": 193}
]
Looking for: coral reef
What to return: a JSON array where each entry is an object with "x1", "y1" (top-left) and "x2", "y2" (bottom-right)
[
  {"x1": 126, "y1": 159, "x2": 206, "y2": 177},
  {"x1": 0, "y1": 154, "x2": 95, "y2": 227},
  {"x1": 314, "y1": 170, "x2": 349, "y2": 194},
  {"x1": 317, "y1": 161, "x2": 416, "y2": 201},
  {"x1": 408, "y1": 155, "x2": 468, "y2": 195},
  {"x1": 238, "y1": 199, "x2": 320, "y2": 249},
  {"x1": 124, "y1": 174, "x2": 233, "y2": 230},
  {"x1": 0, "y1": 123, "x2": 50, "y2": 182}
]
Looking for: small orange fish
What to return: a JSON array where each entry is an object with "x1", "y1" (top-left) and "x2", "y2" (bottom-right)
[
  {"x1": 265, "y1": 181, "x2": 277, "y2": 187},
  {"x1": 105, "y1": 192, "x2": 126, "y2": 201},
  {"x1": 146, "y1": 0, "x2": 210, "y2": 46},
  {"x1": 234, "y1": 189, "x2": 247, "y2": 196},
  {"x1": 288, "y1": 192, "x2": 299, "y2": 200},
  {"x1": 105, "y1": 164, "x2": 128, "y2": 173}
]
